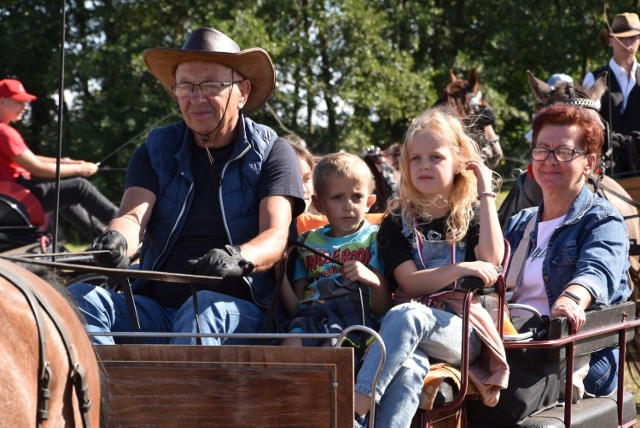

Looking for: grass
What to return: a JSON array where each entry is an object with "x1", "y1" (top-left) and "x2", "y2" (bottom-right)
[
  {"x1": 64, "y1": 242, "x2": 88, "y2": 253},
  {"x1": 626, "y1": 355, "x2": 640, "y2": 412}
]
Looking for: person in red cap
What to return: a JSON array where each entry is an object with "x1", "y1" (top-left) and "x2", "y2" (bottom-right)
[
  {"x1": 0, "y1": 78, "x2": 117, "y2": 241},
  {"x1": 583, "y1": 12, "x2": 640, "y2": 177}
]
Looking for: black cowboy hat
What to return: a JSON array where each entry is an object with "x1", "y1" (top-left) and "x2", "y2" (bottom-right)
[{"x1": 143, "y1": 28, "x2": 275, "y2": 113}]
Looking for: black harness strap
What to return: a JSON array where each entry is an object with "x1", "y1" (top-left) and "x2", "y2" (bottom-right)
[
  {"x1": 261, "y1": 257, "x2": 286, "y2": 340},
  {"x1": 110, "y1": 277, "x2": 141, "y2": 332},
  {"x1": 1, "y1": 266, "x2": 92, "y2": 428},
  {"x1": 10, "y1": 273, "x2": 51, "y2": 426}
]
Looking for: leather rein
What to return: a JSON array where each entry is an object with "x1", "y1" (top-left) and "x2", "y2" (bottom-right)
[
  {"x1": 1, "y1": 263, "x2": 93, "y2": 428},
  {"x1": 1, "y1": 253, "x2": 223, "y2": 345}
]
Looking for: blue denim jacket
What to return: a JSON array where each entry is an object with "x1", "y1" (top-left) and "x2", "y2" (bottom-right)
[{"x1": 504, "y1": 185, "x2": 631, "y2": 308}]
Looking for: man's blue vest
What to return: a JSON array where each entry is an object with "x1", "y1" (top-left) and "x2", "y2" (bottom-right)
[{"x1": 133, "y1": 115, "x2": 279, "y2": 310}]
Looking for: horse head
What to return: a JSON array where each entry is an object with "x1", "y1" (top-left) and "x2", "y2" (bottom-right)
[
  {"x1": 526, "y1": 70, "x2": 607, "y2": 113},
  {"x1": 526, "y1": 70, "x2": 610, "y2": 159},
  {"x1": 437, "y1": 68, "x2": 502, "y2": 167},
  {"x1": 444, "y1": 68, "x2": 484, "y2": 118}
]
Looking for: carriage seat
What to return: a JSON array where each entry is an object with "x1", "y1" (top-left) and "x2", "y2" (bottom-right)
[
  {"x1": 0, "y1": 180, "x2": 46, "y2": 229},
  {"x1": 518, "y1": 391, "x2": 636, "y2": 428},
  {"x1": 517, "y1": 300, "x2": 638, "y2": 428},
  {"x1": 415, "y1": 302, "x2": 638, "y2": 428}
]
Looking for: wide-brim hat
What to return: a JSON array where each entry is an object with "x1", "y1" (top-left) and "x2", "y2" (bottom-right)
[
  {"x1": 143, "y1": 28, "x2": 275, "y2": 113},
  {"x1": 599, "y1": 12, "x2": 640, "y2": 43}
]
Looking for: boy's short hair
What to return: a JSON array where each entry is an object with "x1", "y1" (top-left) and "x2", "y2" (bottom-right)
[{"x1": 313, "y1": 152, "x2": 375, "y2": 196}]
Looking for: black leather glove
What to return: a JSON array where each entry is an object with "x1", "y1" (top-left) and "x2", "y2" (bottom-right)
[
  {"x1": 92, "y1": 230, "x2": 130, "y2": 269},
  {"x1": 187, "y1": 245, "x2": 255, "y2": 277}
]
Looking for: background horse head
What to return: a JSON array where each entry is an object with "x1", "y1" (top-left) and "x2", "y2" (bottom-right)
[
  {"x1": 0, "y1": 258, "x2": 103, "y2": 427},
  {"x1": 527, "y1": 70, "x2": 608, "y2": 114},
  {"x1": 499, "y1": 70, "x2": 640, "y2": 304},
  {"x1": 435, "y1": 68, "x2": 503, "y2": 168}
]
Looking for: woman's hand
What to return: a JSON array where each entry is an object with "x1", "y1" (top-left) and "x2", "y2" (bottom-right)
[
  {"x1": 74, "y1": 161, "x2": 99, "y2": 177},
  {"x1": 551, "y1": 296, "x2": 586, "y2": 332}
]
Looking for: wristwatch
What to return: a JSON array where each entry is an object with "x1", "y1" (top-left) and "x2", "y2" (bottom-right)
[{"x1": 226, "y1": 245, "x2": 255, "y2": 275}]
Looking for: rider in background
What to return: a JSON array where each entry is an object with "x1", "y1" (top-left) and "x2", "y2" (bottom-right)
[
  {"x1": 0, "y1": 78, "x2": 117, "y2": 241},
  {"x1": 583, "y1": 12, "x2": 640, "y2": 177}
]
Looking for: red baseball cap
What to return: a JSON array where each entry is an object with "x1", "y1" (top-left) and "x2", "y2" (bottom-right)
[{"x1": 0, "y1": 79, "x2": 37, "y2": 102}]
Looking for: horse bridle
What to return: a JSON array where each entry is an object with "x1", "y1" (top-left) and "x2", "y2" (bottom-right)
[{"x1": 2, "y1": 265, "x2": 93, "y2": 428}]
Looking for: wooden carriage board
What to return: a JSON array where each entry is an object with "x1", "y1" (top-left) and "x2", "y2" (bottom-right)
[
  {"x1": 547, "y1": 301, "x2": 636, "y2": 361},
  {"x1": 96, "y1": 345, "x2": 354, "y2": 427},
  {"x1": 617, "y1": 176, "x2": 640, "y2": 204}
]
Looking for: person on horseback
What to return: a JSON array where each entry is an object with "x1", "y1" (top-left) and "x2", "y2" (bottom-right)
[
  {"x1": 583, "y1": 12, "x2": 640, "y2": 177},
  {"x1": 69, "y1": 27, "x2": 305, "y2": 345},
  {"x1": 0, "y1": 78, "x2": 118, "y2": 241}
]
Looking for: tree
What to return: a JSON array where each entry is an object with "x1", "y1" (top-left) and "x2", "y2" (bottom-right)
[{"x1": 1, "y1": 0, "x2": 637, "y2": 201}]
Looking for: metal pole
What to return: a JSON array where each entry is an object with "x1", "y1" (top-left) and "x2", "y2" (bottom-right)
[{"x1": 52, "y1": 0, "x2": 67, "y2": 259}]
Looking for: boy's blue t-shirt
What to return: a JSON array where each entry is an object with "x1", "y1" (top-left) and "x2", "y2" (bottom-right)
[{"x1": 293, "y1": 220, "x2": 383, "y2": 306}]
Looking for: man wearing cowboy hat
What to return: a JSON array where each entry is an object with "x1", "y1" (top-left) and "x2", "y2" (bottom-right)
[
  {"x1": 583, "y1": 12, "x2": 640, "y2": 176},
  {"x1": 70, "y1": 28, "x2": 305, "y2": 345}
]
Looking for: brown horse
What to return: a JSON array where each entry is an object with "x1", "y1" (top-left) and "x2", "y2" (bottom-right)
[
  {"x1": 498, "y1": 71, "x2": 640, "y2": 302},
  {"x1": 0, "y1": 258, "x2": 102, "y2": 427},
  {"x1": 436, "y1": 68, "x2": 504, "y2": 168}
]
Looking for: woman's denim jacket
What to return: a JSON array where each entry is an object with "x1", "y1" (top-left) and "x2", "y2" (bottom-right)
[{"x1": 504, "y1": 185, "x2": 631, "y2": 308}]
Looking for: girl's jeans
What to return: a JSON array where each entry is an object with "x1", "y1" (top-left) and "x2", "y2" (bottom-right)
[{"x1": 355, "y1": 301, "x2": 481, "y2": 428}]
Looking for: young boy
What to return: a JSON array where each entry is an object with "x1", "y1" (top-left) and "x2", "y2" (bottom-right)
[{"x1": 282, "y1": 152, "x2": 390, "y2": 347}]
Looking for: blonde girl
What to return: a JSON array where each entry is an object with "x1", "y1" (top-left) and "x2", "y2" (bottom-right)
[{"x1": 353, "y1": 107, "x2": 508, "y2": 428}]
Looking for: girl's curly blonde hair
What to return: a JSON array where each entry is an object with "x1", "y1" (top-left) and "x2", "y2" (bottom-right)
[{"x1": 390, "y1": 106, "x2": 487, "y2": 243}]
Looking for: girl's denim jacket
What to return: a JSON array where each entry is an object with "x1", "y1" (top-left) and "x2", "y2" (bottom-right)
[{"x1": 504, "y1": 185, "x2": 631, "y2": 308}]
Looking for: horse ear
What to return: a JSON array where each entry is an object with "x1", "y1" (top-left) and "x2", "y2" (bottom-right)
[
  {"x1": 449, "y1": 69, "x2": 458, "y2": 82},
  {"x1": 467, "y1": 68, "x2": 479, "y2": 92},
  {"x1": 589, "y1": 72, "x2": 607, "y2": 101},
  {"x1": 527, "y1": 70, "x2": 552, "y2": 102}
]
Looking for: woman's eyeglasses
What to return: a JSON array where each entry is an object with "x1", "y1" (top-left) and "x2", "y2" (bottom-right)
[{"x1": 530, "y1": 148, "x2": 586, "y2": 162}]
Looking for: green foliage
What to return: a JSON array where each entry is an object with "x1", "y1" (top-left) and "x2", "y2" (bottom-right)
[{"x1": 0, "y1": 0, "x2": 637, "y2": 200}]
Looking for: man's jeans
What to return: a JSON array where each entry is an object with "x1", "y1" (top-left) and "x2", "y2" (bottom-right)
[{"x1": 69, "y1": 284, "x2": 267, "y2": 345}]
